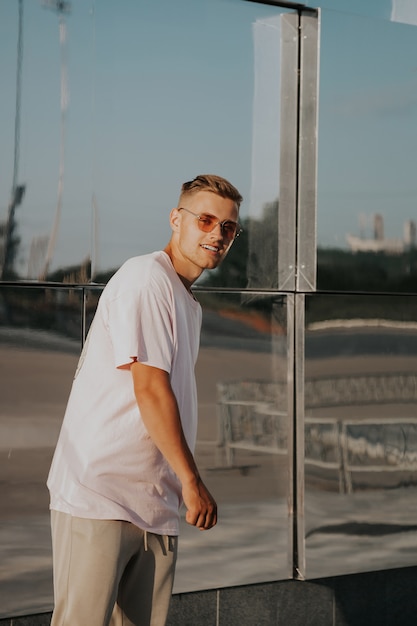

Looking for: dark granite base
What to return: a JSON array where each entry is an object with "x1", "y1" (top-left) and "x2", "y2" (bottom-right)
[{"x1": 2, "y1": 565, "x2": 417, "y2": 626}]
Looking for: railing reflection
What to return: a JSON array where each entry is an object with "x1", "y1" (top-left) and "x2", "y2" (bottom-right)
[
  {"x1": 217, "y1": 373, "x2": 417, "y2": 494},
  {"x1": 305, "y1": 369, "x2": 417, "y2": 492},
  {"x1": 217, "y1": 380, "x2": 288, "y2": 466},
  {"x1": 305, "y1": 372, "x2": 417, "y2": 407},
  {"x1": 306, "y1": 416, "x2": 417, "y2": 494}
]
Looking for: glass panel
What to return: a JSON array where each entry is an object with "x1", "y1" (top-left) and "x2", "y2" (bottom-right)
[
  {"x1": 316, "y1": 10, "x2": 417, "y2": 292},
  {"x1": 0, "y1": 284, "x2": 291, "y2": 617},
  {"x1": 0, "y1": 285, "x2": 82, "y2": 618},
  {"x1": 304, "y1": 292, "x2": 417, "y2": 578},
  {"x1": 0, "y1": 0, "x2": 293, "y2": 289},
  {"x1": 174, "y1": 291, "x2": 292, "y2": 591}
]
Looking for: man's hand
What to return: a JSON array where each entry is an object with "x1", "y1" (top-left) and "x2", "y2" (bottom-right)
[{"x1": 182, "y1": 476, "x2": 217, "y2": 530}]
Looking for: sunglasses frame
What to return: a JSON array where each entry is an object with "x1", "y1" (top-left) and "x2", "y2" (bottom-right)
[{"x1": 178, "y1": 207, "x2": 243, "y2": 242}]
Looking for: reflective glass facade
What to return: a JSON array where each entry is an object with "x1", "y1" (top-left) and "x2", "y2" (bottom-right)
[
  {"x1": 177, "y1": 291, "x2": 291, "y2": 591},
  {"x1": 302, "y1": 293, "x2": 417, "y2": 578},
  {"x1": 315, "y1": 8, "x2": 417, "y2": 293},
  {"x1": 0, "y1": 0, "x2": 294, "y2": 286},
  {"x1": 2, "y1": 0, "x2": 417, "y2": 619}
]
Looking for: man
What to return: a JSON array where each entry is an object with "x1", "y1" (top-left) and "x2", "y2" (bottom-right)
[{"x1": 47, "y1": 174, "x2": 243, "y2": 626}]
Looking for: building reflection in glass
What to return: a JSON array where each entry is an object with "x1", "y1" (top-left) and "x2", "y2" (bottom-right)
[
  {"x1": 304, "y1": 293, "x2": 417, "y2": 578},
  {"x1": 174, "y1": 291, "x2": 292, "y2": 591},
  {"x1": 316, "y1": 11, "x2": 417, "y2": 294}
]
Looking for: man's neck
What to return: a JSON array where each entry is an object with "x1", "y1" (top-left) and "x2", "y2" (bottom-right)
[{"x1": 163, "y1": 244, "x2": 200, "y2": 294}]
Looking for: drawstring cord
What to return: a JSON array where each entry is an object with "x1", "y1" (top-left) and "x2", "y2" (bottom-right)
[{"x1": 143, "y1": 531, "x2": 170, "y2": 553}]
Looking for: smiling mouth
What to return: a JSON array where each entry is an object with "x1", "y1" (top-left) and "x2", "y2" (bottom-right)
[{"x1": 201, "y1": 244, "x2": 221, "y2": 253}]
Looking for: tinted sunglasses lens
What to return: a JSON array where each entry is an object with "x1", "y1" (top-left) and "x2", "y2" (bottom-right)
[
  {"x1": 222, "y1": 223, "x2": 237, "y2": 242},
  {"x1": 197, "y1": 216, "x2": 216, "y2": 233},
  {"x1": 197, "y1": 216, "x2": 237, "y2": 241}
]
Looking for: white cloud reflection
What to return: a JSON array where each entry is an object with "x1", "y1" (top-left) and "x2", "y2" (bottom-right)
[
  {"x1": 391, "y1": 0, "x2": 417, "y2": 26},
  {"x1": 249, "y1": 15, "x2": 281, "y2": 219}
]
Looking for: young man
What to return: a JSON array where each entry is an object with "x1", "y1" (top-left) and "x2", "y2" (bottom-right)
[{"x1": 47, "y1": 174, "x2": 243, "y2": 626}]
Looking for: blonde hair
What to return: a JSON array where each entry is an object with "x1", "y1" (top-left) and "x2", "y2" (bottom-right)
[{"x1": 179, "y1": 174, "x2": 243, "y2": 210}]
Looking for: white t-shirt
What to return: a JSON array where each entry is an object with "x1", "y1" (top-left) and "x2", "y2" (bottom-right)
[{"x1": 47, "y1": 251, "x2": 202, "y2": 535}]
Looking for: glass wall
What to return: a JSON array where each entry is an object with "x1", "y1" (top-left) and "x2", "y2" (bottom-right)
[
  {"x1": 294, "y1": 0, "x2": 417, "y2": 579},
  {"x1": 0, "y1": 283, "x2": 293, "y2": 617},
  {"x1": 176, "y1": 290, "x2": 292, "y2": 591},
  {"x1": 313, "y1": 7, "x2": 417, "y2": 292},
  {"x1": 0, "y1": 285, "x2": 82, "y2": 617},
  {"x1": 3, "y1": 0, "x2": 417, "y2": 620},
  {"x1": 0, "y1": 0, "x2": 297, "y2": 288},
  {"x1": 302, "y1": 292, "x2": 417, "y2": 578},
  {"x1": 0, "y1": 0, "x2": 305, "y2": 616}
]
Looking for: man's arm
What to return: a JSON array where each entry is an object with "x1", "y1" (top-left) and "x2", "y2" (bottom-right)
[{"x1": 130, "y1": 360, "x2": 217, "y2": 531}]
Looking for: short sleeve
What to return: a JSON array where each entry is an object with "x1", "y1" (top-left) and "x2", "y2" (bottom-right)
[{"x1": 106, "y1": 284, "x2": 174, "y2": 372}]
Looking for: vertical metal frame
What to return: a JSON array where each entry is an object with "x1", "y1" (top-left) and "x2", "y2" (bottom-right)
[
  {"x1": 293, "y1": 292, "x2": 306, "y2": 578},
  {"x1": 297, "y1": 10, "x2": 320, "y2": 291},
  {"x1": 281, "y1": 7, "x2": 319, "y2": 579},
  {"x1": 286, "y1": 292, "x2": 306, "y2": 579},
  {"x1": 278, "y1": 13, "x2": 299, "y2": 291},
  {"x1": 285, "y1": 293, "x2": 296, "y2": 575},
  {"x1": 278, "y1": 9, "x2": 320, "y2": 293}
]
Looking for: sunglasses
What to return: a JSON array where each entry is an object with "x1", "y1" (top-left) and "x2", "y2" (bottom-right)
[{"x1": 179, "y1": 207, "x2": 243, "y2": 243}]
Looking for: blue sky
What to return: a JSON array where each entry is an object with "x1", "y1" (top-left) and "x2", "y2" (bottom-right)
[
  {"x1": 315, "y1": 0, "x2": 417, "y2": 246},
  {"x1": 1, "y1": 0, "x2": 264, "y2": 273},
  {"x1": 1, "y1": 0, "x2": 417, "y2": 274}
]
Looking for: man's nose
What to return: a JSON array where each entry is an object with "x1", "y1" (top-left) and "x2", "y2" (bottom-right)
[{"x1": 209, "y1": 221, "x2": 224, "y2": 238}]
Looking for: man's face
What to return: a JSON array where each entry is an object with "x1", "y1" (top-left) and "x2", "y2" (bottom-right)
[{"x1": 172, "y1": 191, "x2": 239, "y2": 275}]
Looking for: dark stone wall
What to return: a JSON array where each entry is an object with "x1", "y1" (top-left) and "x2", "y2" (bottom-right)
[{"x1": 2, "y1": 565, "x2": 417, "y2": 626}]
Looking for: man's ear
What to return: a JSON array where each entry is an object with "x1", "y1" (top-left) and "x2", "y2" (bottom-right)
[{"x1": 169, "y1": 207, "x2": 181, "y2": 232}]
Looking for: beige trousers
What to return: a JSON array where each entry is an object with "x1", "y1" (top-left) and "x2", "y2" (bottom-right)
[{"x1": 50, "y1": 511, "x2": 178, "y2": 626}]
